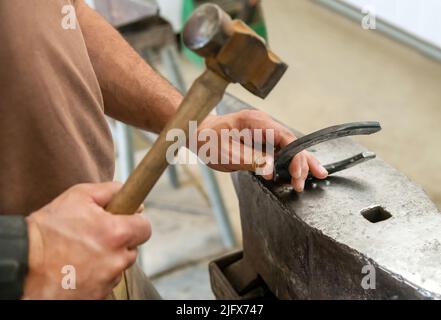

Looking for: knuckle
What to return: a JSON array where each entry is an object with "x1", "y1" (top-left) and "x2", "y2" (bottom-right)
[
  {"x1": 239, "y1": 109, "x2": 252, "y2": 118},
  {"x1": 111, "y1": 224, "x2": 130, "y2": 246},
  {"x1": 301, "y1": 159, "x2": 309, "y2": 171},
  {"x1": 132, "y1": 215, "x2": 152, "y2": 243},
  {"x1": 104, "y1": 219, "x2": 129, "y2": 247},
  {"x1": 62, "y1": 189, "x2": 85, "y2": 205},
  {"x1": 114, "y1": 256, "x2": 129, "y2": 272},
  {"x1": 301, "y1": 165, "x2": 309, "y2": 178},
  {"x1": 140, "y1": 217, "x2": 152, "y2": 241},
  {"x1": 70, "y1": 183, "x2": 89, "y2": 193},
  {"x1": 240, "y1": 109, "x2": 264, "y2": 121},
  {"x1": 288, "y1": 158, "x2": 299, "y2": 170},
  {"x1": 126, "y1": 251, "x2": 138, "y2": 266},
  {"x1": 292, "y1": 155, "x2": 303, "y2": 166},
  {"x1": 67, "y1": 184, "x2": 93, "y2": 200}
]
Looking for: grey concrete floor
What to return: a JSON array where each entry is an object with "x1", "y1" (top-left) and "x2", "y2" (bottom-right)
[
  {"x1": 152, "y1": 258, "x2": 215, "y2": 300},
  {"x1": 133, "y1": 0, "x2": 441, "y2": 300}
]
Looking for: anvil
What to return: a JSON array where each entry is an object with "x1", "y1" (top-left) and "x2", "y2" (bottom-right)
[{"x1": 211, "y1": 94, "x2": 441, "y2": 300}]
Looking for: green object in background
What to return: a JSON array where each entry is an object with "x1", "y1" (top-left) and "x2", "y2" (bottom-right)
[
  {"x1": 182, "y1": 0, "x2": 202, "y2": 66},
  {"x1": 182, "y1": 0, "x2": 268, "y2": 66},
  {"x1": 251, "y1": 20, "x2": 268, "y2": 42}
]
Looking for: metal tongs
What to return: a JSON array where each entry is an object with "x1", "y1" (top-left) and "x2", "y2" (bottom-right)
[{"x1": 273, "y1": 122, "x2": 382, "y2": 183}]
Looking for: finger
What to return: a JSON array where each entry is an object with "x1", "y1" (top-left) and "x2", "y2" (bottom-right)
[
  {"x1": 288, "y1": 153, "x2": 303, "y2": 181},
  {"x1": 89, "y1": 182, "x2": 123, "y2": 207},
  {"x1": 292, "y1": 153, "x2": 308, "y2": 192},
  {"x1": 229, "y1": 140, "x2": 274, "y2": 179},
  {"x1": 108, "y1": 249, "x2": 137, "y2": 283},
  {"x1": 125, "y1": 248, "x2": 138, "y2": 267},
  {"x1": 118, "y1": 249, "x2": 138, "y2": 271},
  {"x1": 275, "y1": 126, "x2": 296, "y2": 148},
  {"x1": 258, "y1": 117, "x2": 295, "y2": 148},
  {"x1": 111, "y1": 273, "x2": 123, "y2": 289},
  {"x1": 108, "y1": 251, "x2": 138, "y2": 293},
  {"x1": 258, "y1": 155, "x2": 274, "y2": 180},
  {"x1": 307, "y1": 153, "x2": 328, "y2": 179},
  {"x1": 114, "y1": 214, "x2": 152, "y2": 249}
]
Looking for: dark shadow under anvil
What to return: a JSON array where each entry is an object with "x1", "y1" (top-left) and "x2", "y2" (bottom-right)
[{"x1": 213, "y1": 94, "x2": 441, "y2": 300}]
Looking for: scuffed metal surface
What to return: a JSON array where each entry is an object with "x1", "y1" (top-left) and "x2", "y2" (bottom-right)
[{"x1": 220, "y1": 94, "x2": 441, "y2": 299}]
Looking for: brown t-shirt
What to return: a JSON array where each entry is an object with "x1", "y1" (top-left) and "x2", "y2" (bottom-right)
[{"x1": 0, "y1": 0, "x2": 114, "y2": 215}]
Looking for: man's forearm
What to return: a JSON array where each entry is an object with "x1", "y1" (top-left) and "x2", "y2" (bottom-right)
[{"x1": 76, "y1": 1, "x2": 183, "y2": 134}]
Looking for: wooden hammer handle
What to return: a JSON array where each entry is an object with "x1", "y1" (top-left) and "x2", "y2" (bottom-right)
[{"x1": 106, "y1": 69, "x2": 229, "y2": 215}]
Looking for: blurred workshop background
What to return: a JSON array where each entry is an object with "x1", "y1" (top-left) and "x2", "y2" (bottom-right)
[{"x1": 87, "y1": 0, "x2": 441, "y2": 299}]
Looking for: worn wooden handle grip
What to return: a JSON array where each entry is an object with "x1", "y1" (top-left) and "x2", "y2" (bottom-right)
[{"x1": 106, "y1": 69, "x2": 229, "y2": 215}]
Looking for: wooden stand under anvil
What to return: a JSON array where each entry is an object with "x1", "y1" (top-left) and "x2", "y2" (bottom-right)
[{"x1": 210, "y1": 94, "x2": 441, "y2": 300}]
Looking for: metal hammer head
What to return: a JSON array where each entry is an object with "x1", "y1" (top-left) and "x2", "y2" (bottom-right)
[{"x1": 183, "y1": 4, "x2": 288, "y2": 99}]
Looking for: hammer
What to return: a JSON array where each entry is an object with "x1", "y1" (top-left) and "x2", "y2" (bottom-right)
[{"x1": 106, "y1": 3, "x2": 287, "y2": 216}]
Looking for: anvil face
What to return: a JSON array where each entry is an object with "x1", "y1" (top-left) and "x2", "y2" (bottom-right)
[{"x1": 218, "y1": 94, "x2": 441, "y2": 299}]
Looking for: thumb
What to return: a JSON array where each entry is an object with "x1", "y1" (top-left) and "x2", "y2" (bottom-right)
[
  {"x1": 88, "y1": 182, "x2": 123, "y2": 207},
  {"x1": 254, "y1": 153, "x2": 274, "y2": 180},
  {"x1": 239, "y1": 142, "x2": 275, "y2": 180}
]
